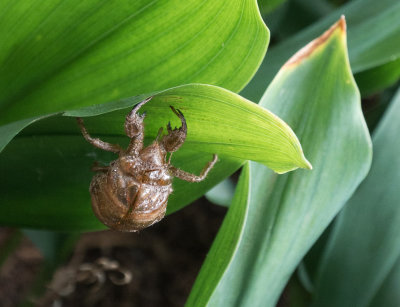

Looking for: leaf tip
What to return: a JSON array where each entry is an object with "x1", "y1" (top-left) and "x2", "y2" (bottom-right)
[
  {"x1": 301, "y1": 157, "x2": 313, "y2": 170},
  {"x1": 337, "y1": 15, "x2": 347, "y2": 34},
  {"x1": 283, "y1": 16, "x2": 347, "y2": 69}
]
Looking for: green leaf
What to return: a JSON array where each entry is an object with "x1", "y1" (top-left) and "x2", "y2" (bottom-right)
[
  {"x1": 0, "y1": 115, "x2": 51, "y2": 152},
  {"x1": 312, "y1": 87, "x2": 400, "y2": 307},
  {"x1": 186, "y1": 162, "x2": 250, "y2": 306},
  {"x1": 0, "y1": 84, "x2": 310, "y2": 230},
  {"x1": 242, "y1": 0, "x2": 400, "y2": 101},
  {"x1": 188, "y1": 18, "x2": 372, "y2": 306},
  {"x1": 29, "y1": 84, "x2": 311, "y2": 173},
  {"x1": 0, "y1": 0, "x2": 269, "y2": 125}
]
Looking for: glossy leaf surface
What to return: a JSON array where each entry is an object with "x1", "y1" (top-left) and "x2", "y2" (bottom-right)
[{"x1": 0, "y1": 0, "x2": 268, "y2": 125}]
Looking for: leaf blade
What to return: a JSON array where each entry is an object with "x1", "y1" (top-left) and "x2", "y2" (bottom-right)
[
  {"x1": 190, "y1": 18, "x2": 372, "y2": 306},
  {"x1": 0, "y1": 0, "x2": 269, "y2": 124},
  {"x1": 186, "y1": 162, "x2": 251, "y2": 306},
  {"x1": 0, "y1": 84, "x2": 309, "y2": 230}
]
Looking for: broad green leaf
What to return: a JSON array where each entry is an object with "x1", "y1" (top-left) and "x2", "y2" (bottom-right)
[
  {"x1": 25, "y1": 84, "x2": 311, "y2": 173},
  {"x1": 0, "y1": 0, "x2": 268, "y2": 126},
  {"x1": 0, "y1": 84, "x2": 310, "y2": 230},
  {"x1": 312, "y1": 88, "x2": 400, "y2": 307},
  {"x1": 242, "y1": 0, "x2": 400, "y2": 101},
  {"x1": 188, "y1": 18, "x2": 371, "y2": 306}
]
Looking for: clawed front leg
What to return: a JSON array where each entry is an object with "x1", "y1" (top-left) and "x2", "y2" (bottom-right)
[
  {"x1": 169, "y1": 154, "x2": 218, "y2": 182},
  {"x1": 125, "y1": 97, "x2": 153, "y2": 154},
  {"x1": 77, "y1": 118, "x2": 122, "y2": 154},
  {"x1": 161, "y1": 106, "x2": 187, "y2": 153}
]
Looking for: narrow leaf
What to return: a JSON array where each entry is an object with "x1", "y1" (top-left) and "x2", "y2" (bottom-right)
[{"x1": 187, "y1": 162, "x2": 251, "y2": 306}]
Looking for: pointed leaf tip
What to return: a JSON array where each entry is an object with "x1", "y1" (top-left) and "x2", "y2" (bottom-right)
[
  {"x1": 302, "y1": 156, "x2": 313, "y2": 170},
  {"x1": 284, "y1": 16, "x2": 347, "y2": 68}
]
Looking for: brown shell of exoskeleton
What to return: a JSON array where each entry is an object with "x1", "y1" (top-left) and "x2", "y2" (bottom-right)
[{"x1": 77, "y1": 97, "x2": 217, "y2": 232}]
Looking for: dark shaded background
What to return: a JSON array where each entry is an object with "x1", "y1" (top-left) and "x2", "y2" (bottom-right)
[{"x1": 0, "y1": 198, "x2": 226, "y2": 307}]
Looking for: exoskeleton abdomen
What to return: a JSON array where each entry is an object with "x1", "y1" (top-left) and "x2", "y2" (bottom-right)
[{"x1": 90, "y1": 163, "x2": 172, "y2": 232}]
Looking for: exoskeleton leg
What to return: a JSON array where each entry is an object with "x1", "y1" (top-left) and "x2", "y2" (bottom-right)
[
  {"x1": 169, "y1": 154, "x2": 218, "y2": 182},
  {"x1": 125, "y1": 96, "x2": 153, "y2": 154},
  {"x1": 91, "y1": 162, "x2": 109, "y2": 173},
  {"x1": 161, "y1": 106, "x2": 187, "y2": 153},
  {"x1": 77, "y1": 118, "x2": 122, "y2": 153}
]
